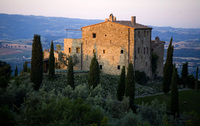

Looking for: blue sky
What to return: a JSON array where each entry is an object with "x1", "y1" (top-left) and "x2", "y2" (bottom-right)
[{"x1": 0, "y1": 0, "x2": 200, "y2": 28}]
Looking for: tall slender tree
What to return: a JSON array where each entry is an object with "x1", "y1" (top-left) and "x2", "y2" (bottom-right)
[
  {"x1": 196, "y1": 66, "x2": 199, "y2": 90},
  {"x1": 67, "y1": 56, "x2": 75, "y2": 89},
  {"x1": 181, "y1": 62, "x2": 188, "y2": 87},
  {"x1": 163, "y1": 37, "x2": 174, "y2": 94},
  {"x1": 88, "y1": 53, "x2": 100, "y2": 89},
  {"x1": 125, "y1": 63, "x2": 135, "y2": 109},
  {"x1": 49, "y1": 41, "x2": 55, "y2": 79},
  {"x1": 14, "y1": 65, "x2": 18, "y2": 77},
  {"x1": 30, "y1": 34, "x2": 43, "y2": 90},
  {"x1": 117, "y1": 66, "x2": 125, "y2": 101},
  {"x1": 23, "y1": 62, "x2": 28, "y2": 72},
  {"x1": 171, "y1": 64, "x2": 179, "y2": 117}
]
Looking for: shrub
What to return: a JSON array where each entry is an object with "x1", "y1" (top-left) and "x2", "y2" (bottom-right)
[{"x1": 135, "y1": 70, "x2": 149, "y2": 85}]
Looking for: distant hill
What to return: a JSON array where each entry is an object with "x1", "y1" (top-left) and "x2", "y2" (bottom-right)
[{"x1": 1, "y1": 13, "x2": 200, "y2": 42}]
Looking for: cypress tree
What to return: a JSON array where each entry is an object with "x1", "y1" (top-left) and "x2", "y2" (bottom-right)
[
  {"x1": 67, "y1": 56, "x2": 75, "y2": 89},
  {"x1": 163, "y1": 37, "x2": 174, "y2": 94},
  {"x1": 14, "y1": 65, "x2": 18, "y2": 77},
  {"x1": 181, "y1": 62, "x2": 188, "y2": 87},
  {"x1": 117, "y1": 66, "x2": 125, "y2": 101},
  {"x1": 30, "y1": 34, "x2": 43, "y2": 90},
  {"x1": 195, "y1": 67, "x2": 198, "y2": 90},
  {"x1": 88, "y1": 53, "x2": 100, "y2": 89},
  {"x1": 49, "y1": 41, "x2": 55, "y2": 79},
  {"x1": 125, "y1": 63, "x2": 135, "y2": 109},
  {"x1": 23, "y1": 62, "x2": 27, "y2": 72},
  {"x1": 171, "y1": 64, "x2": 179, "y2": 117}
]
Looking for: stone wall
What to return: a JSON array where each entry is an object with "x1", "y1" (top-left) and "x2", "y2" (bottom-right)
[
  {"x1": 64, "y1": 38, "x2": 82, "y2": 70},
  {"x1": 134, "y1": 29, "x2": 152, "y2": 77},
  {"x1": 81, "y1": 21, "x2": 135, "y2": 75}
]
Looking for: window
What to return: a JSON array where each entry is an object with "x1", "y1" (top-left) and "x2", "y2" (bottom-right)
[
  {"x1": 110, "y1": 40, "x2": 112, "y2": 44},
  {"x1": 100, "y1": 65, "x2": 102, "y2": 70},
  {"x1": 147, "y1": 47, "x2": 148, "y2": 54},
  {"x1": 138, "y1": 48, "x2": 140, "y2": 54},
  {"x1": 144, "y1": 31, "x2": 146, "y2": 37},
  {"x1": 147, "y1": 31, "x2": 149, "y2": 36},
  {"x1": 144, "y1": 47, "x2": 145, "y2": 54},
  {"x1": 105, "y1": 34, "x2": 107, "y2": 37},
  {"x1": 117, "y1": 65, "x2": 120, "y2": 70},
  {"x1": 69, "y1": 48, "x2": 71, "y2": 53},
  {"x1": 121, "y1": 50, "x2": 123, "y2": 54},
  {"x1": 93, "y1": 33, "x2": 96, "y2": 38},
  {"x1": 103, "y1": 50, "x2": 105, "y2": 54},
  {"x1": 138, "y1": 31, "x2": 140, "y2": 37},
  {"x1": 76, "y1": 47, "x2": 80, "y2": 53},
  {"x1": 93, "y1": 49, "x2": 96, "y2": 53}
]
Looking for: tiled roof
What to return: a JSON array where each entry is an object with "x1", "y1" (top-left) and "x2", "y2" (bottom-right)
[
  {"x1": 113, "y1": 21, "x2": 152, "y2": 29},
  {"x1": 151, "y1": 40, "x2": 165, "y2": 49}
]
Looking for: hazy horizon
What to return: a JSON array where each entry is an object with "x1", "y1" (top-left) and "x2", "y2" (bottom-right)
[{"x1": 0, "y1": 0, "x2": 200, "y2": 28}]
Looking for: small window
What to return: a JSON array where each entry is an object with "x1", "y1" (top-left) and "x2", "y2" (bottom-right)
[
  {"x1": 110, "y1": 40, "x2": 112, "y2": 44},
  {"x1": 103, "y1": 50, "x2": 105, "y2": 54},
  {"x1": 144, "y1": 31, "x2": 146, "y2": 37},
  {"x1": 76, "y1": 47, "x2": 80, "y2": 53},
  {"x1": 93, "y1": 49, "x2": 96, "y2": 53},
  {"x1": 93, "y1": 33, "x2": 96, "y2": 38},
  {"x1": 144, "y1": 47, "x2": 145, "y2": 54},
  {"x1": 138, "y1": 48, "x2": 140, "y2": 54},
  {"x1": 147, "y1": 31, "x2": 149, "y2": 36},
  {"x1": 138, "y1": 31, "x2": 140, "y2": 37},
  {"x1": 117, "y1": 65, "x2": 120, "y2": 70},
  {"x1": 69, "y1": 48, "x2": 71, "y2": 53},
  {"x1": 147, "y1": 47, "x2": 148, "y2": 54},
  {"x1": 105, "y1": 34, "x2": 107, "y2": 36},
  {"x1": 100, "y1": 65, "x2": 102, "y2": 70},
  {"x1": 121, "y1": 50, "x2": 123, "y2": 54}
]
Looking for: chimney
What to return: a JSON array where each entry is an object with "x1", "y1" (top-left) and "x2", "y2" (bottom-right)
[
  {"x1": 131, "y1": 16, "x2": 136, "y2": 25},
  {"x1": 113, "y1": 16, "x2": 116, "y2": 21},
  {"x1": 109, "y1": 13, "x2": 114, "y2": 22}
]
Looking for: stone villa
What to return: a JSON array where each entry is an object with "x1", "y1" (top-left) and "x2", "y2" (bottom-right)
[{"x1": 44, "y1": 14, "x2": 165, "y2": 78}]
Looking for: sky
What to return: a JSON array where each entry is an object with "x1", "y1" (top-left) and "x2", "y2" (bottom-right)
[{"x1": 0, "y1": 0, "x2": 200, "y2": 28}]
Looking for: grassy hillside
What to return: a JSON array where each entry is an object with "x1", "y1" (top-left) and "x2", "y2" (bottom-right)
[{"x1": 135, "y1": 90, "x2": 200, "y2": 115}]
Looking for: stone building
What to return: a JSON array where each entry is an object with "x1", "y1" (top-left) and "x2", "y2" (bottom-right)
[{"x1": 48, "y1": 14, "x2": 165, "y2": 78}]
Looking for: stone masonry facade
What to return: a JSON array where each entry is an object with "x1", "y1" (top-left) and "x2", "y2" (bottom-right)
[{"x1": 46, "y1": 14, "x2": 165, "y2": 78}]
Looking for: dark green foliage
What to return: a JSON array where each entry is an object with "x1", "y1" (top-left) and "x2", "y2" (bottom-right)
[
  {"x1": 152, "y1": 53, "x2": 159, "y2": 74},
  {"x1": 196, "y1": 67, "x2": 199, "y2": 80},
  {"x1": 88, "y1": 53, "x2": 100, "y2": 89},
  {"x1": 67, "y1": 56, "x2": 75, "y2": 89},
  {"x1": 49, "y1": 41, "x2": 55, "y2": 79},
  {"x1": 0, "y1": 61, "x2": 11, "y2": 88},
  {"x1": 20, "y1": 97, "x2": 103, "y2": 126},
  {"x1": 171, "y1": 64, "x2": 179, "y2": 117},
  {"x1": 30, "y1": 34, "x2": 43, "y2": 90},
  {"x1": 135, "y1": 70, "x2": 149, "y2": 85},
  {"x1": 23, "y1": 62, "x2": 27, "y2": 72},
  {"x1": 163, "y1": 37, "x2": 174, "y2": 94},
  {"x1": 125, "y1": 63, "x2": 135, "y2": 109},
  {"x1": 0, "y1": 105, "x2": 16, "y2": 126},
  {"x1": 117, "y1": 66, "x2": 125, "y2": 101},
  {"x1": 181, "y1": 62, "x2": 188, "y2": 87},
  {"x1": 14, "y1": 65, "x2": 18, "y2": 77},
  {"x1": 187, "y1": 75, "x2": 195, "y2": 89},
  {"x1": 58, "y1": 52, "x2": 79, "y2": 67}
]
